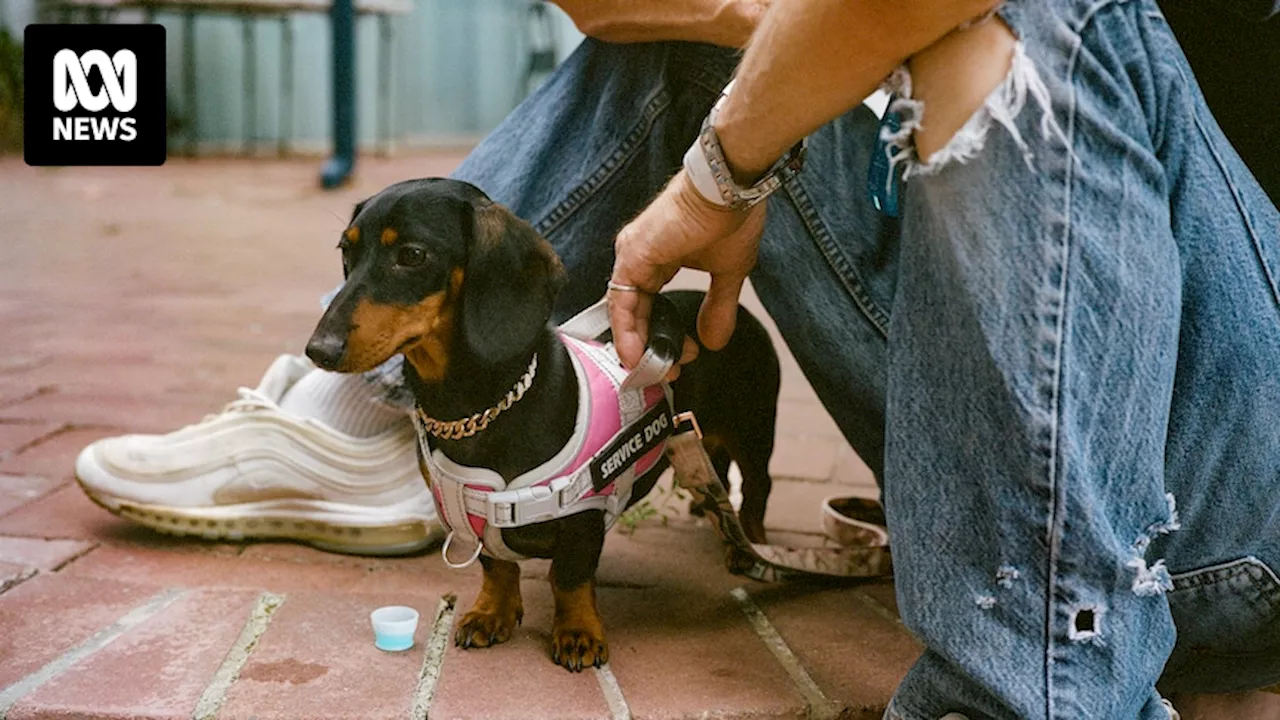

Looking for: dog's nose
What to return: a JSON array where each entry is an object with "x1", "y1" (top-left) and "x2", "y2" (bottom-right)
[{"x1": 305, "y1": 334, "x2": 346, "y2": 370}]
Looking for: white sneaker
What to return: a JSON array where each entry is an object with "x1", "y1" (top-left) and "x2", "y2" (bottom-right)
[{"x1": 75, "y1": 354, "x2": 443, "y2": 556}]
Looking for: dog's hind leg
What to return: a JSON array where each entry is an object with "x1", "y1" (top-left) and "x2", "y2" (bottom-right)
[
  {"x1": 455, "y1": 556, "x2": 524, "y2": 649},
  {"x1": 731, "y1": 433, "x2": 774, "y2": 546}
]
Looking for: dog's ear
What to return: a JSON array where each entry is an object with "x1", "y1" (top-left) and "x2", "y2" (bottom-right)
[
  {"x1": 338, "y1": 199, "x2": 370, "y2": 280},
  {"x1": 349, "y1": 198, "x2": 368, "y2": 223},
  {"x1": 459, "y1": 199, "x2": 566, "y2": 364}
]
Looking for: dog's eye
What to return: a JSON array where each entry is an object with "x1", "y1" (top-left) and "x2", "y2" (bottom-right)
[{"x1": 396, "y1": 246, "x2": 427, "y2": 267}]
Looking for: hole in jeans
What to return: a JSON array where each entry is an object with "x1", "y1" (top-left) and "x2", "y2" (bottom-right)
[
  {"x1": 1074, "y1": 609, "x2": 1097, "y2": 634},
  {"x1": 1128, "y1": 494, "x2": 1181, "y2": 596},
  {"x1": 907, "y1": 15, "x2": 1018, "y2": 165},
  {"x1": 878, "y1": 14, "x2": 1066, "y2": 180},
  {"x1": 1069, "y1": 604, "x2": 1105, "y2": 644}
]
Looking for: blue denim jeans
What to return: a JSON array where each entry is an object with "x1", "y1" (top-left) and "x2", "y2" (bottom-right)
[{"x1": 361, "y1": 0, "x2": 1280, "y2": 715}]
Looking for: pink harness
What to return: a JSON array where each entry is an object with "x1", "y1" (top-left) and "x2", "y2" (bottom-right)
[{"x1": 414, "y1": 300, "x2": 676, "y2": 567}]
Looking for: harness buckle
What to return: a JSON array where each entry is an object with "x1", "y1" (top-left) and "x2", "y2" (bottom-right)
[
  {"x1": 673, "y1": 411, "x2": 703, "y2": 439},
  {"x1": 487, "y1": 477, "x2": 579, "y2": 528},
  {"x1": 487, "y1": 482, "x2": 557, "y2": 528},
  {"x1": 550, "y1": 476, "x2": 573, "y2": 508}
]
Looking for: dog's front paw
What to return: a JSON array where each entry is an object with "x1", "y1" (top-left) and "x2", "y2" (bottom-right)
[
  {"x1": 551, "y1": 624, "x2": 608, "y2": 672},
  {"x1": 454, "y1": 605, "x2": 523, "y2": 649}
]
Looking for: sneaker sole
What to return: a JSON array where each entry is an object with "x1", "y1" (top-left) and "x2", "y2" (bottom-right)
[{"x1": 76, "y1": 476, "x2": 442, "y2": 557}]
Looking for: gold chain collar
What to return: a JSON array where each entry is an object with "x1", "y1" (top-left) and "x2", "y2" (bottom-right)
[{"x1": 415, "y1": 354, "x2": 538, "y2": 441}]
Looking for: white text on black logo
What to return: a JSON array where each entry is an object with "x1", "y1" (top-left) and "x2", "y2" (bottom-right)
[{"x1": 52, "y1": 49, "x2": 138, "y2": 142}]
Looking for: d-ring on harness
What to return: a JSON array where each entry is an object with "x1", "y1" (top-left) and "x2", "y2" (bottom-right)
[{"x1": 416, "y1": 294, "x2": 893, "y2": 580}]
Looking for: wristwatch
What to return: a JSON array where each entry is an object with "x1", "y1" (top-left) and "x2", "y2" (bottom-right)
[{"x1": 682, "y1": 81, "x2": 807, "y2": 211}]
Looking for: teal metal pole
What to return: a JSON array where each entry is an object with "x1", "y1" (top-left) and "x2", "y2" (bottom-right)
[{"x1": 321, "y1": 0, "x2": 355, "y2": 188}]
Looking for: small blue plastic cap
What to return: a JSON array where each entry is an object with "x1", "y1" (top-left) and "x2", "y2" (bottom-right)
[{"x1": 370, "y1": 605, "x2": 420, "y2": 652}]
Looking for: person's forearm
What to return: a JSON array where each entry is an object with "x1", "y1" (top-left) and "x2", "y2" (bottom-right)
[
  {"x1": 716, "y1": 0, "x2": 1001, "y2": 181},
  {"x1": 552, "y1": 0, "x2": 770, "y2": 48}
]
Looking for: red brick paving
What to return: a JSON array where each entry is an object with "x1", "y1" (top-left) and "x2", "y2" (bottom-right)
[
  {"x1": 0, "y1": 423, "x2": 62, "y2": 460},
  {"x1": 599, "y1": 587, "x2": 810, "y2": 720},
  {"x1": 764, "y1": 478, "x2": 878, "y2": 536},
  {"x1": 0, "y1": 155, "x2": 915, "y2": 720},
  {"x1": 0, "y1": 428, "x2": 115, "y2": 480},
  {"x1": 0, "y1": 474, "x2": 64, "y2": 518},
  {"x1": 0, "y1": 561, "x2": 36, "y2": 594},
  {"x1": 430, "y1": 582, "x2": 614, "y2": 720},
  {"x1": 745, "y1": 583, "x2": 922, "y2": 719},
  {"x1": 7, "y1": 589, "x2": 261, "y2": 720},
  {"x1": 0, "y1": 574, "x2": 158, "y2": 687},
  {"x1": 219, "y1": 591, "x2": 443, "y2": 720},
  {"x1": 0, "y1": 391, "x2": 227, "y2": 435},
  {"x1": 0, "y1": 385, "x2": 54, "y2": 410},
  {"x1": 61, "y1": 542, "x2": 432, "y2": 595},
  {"x1": 0, "y1": 537, "x2": 94, "y2": 571},
  {"x1": 0, "y1": 482, "x2": 137, "y2": 542}
]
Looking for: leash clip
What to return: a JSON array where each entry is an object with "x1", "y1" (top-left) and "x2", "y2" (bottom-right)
[{"x1": 673, "y1": 411, "x2": 703, "y2": 439}]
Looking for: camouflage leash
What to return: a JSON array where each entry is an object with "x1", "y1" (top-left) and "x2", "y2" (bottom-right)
[{"x1": 665, "y1": 415, "x2": 893, "y2": 582}]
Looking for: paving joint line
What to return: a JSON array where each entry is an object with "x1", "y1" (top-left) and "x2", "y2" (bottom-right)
[
  {"x1": 0, "y1": 424, "x2": 62, "y2": 464},
  {"x1": 0, "y1": 385, "x2": 57, "y2": 412},
  {"x1": 0, "y1": 357, "x2": 54, "y2": 378},
  {"x1": 0, "y1": 566, "x2": 37, "y2": 597},
  {"x1": 0, "y1": 481, "x2": 69, "y2": 525},
  {"x1": 50, "y1": 542, "x2": 102, "y2": 572},
  {"x1": 0, "y1": 587, "x2": 185, "y2": 719},
  {"x1": 730, "y1": 586, "x2": 840, "y2": 720},
  {"x1": 192, "y1": 590, "x2": 286, "y2": 720},
  {"x1": 411, "y1": 593, "x2": 457, "y2": 720},
  {"x1": 852, "y1": 589, "x2": 903, "y2": 627},
  {"x1": 6, "y1": 422, "x2": 74, "y2": 459},
  {"x1": 594, "y1": 663, "x2": 631, "y2": 720}
]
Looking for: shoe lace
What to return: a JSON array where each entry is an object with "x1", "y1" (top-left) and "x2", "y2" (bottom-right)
[{"x1": 198, "y1": 387, "x2": 277, "y2": 423}]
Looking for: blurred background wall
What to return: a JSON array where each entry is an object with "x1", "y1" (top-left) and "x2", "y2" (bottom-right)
[{"x1": 0, "y1": 0, "x2": 585, "y2": 153}]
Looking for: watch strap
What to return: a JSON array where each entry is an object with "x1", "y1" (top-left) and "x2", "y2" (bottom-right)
[
  {"x1": 683, "y1": 134, "x2": 731, "y2": 208},
  {"x1": 682, "y1": 82, "x2": 806, "y2": 210}
]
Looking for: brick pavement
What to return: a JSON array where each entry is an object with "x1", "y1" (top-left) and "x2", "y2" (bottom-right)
[{"x1": 0, "y1": 154, "x2": 911, "y2": 720}]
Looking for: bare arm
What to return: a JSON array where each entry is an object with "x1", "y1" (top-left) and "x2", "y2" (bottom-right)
[
  {"x1": 608, "y1": 0, "x2": 1004, "y2": 363},
  {"x1": 551, "y1": 0, "x2": 769, "y2": 48},
  {"x1": 717, "y1": 0, "x2": 1003, "y2": 180}
]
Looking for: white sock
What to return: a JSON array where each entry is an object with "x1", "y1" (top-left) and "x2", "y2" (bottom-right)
[{"x1": 278, "y1": 369, "x2": 408, "y2": 437}]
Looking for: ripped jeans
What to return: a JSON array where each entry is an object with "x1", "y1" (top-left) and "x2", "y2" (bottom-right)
[{"x1": 360, "y1": 0, "x2": 1280, "y2": 716}]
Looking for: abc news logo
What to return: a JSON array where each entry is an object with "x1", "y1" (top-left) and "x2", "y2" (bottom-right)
[
  {"x1": 25, "y1": 25, "x2": 166, "y2": 166},
  {"x1": 54, "y1": 49, "x2": 140, "y2": 142}
]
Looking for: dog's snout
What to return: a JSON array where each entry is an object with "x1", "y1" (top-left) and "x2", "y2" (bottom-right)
[{"x1": 305, "y1": 334, "x2": 347, "y2": 370}]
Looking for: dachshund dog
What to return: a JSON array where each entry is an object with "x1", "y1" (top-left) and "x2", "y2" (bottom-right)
[{"x1": 306, "y1": 178, "x2": 780, "y2": 671}]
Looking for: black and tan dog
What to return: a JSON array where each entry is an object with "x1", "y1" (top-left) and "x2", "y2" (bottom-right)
[{"x1": 306, "y1": 178, "x2": 780, "y2": 671}]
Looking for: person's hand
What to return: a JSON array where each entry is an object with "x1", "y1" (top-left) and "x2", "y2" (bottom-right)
[{"x1": 608, "y1": 168, "x2": 766, "y2": 369}]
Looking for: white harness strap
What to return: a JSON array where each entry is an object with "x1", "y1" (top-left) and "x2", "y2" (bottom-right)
[
  {"x1": 418, "y1": 298, "x2": 676, "y2": 568},
  {"x1": 557, "y1": 298, "x2": 675, "y2": 392}
]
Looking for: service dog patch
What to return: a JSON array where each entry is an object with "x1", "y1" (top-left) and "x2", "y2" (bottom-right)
[{"x1": 590, "y1": 398, "x2": 673, "y2": 492}]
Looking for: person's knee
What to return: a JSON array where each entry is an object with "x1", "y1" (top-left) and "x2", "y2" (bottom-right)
[
  {"x1": 909, "y1": 17, "x2": 1017, "y2": 164},
  {"x1": 882, "y1": 16, "x2": 1063, "y2": 179}
]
